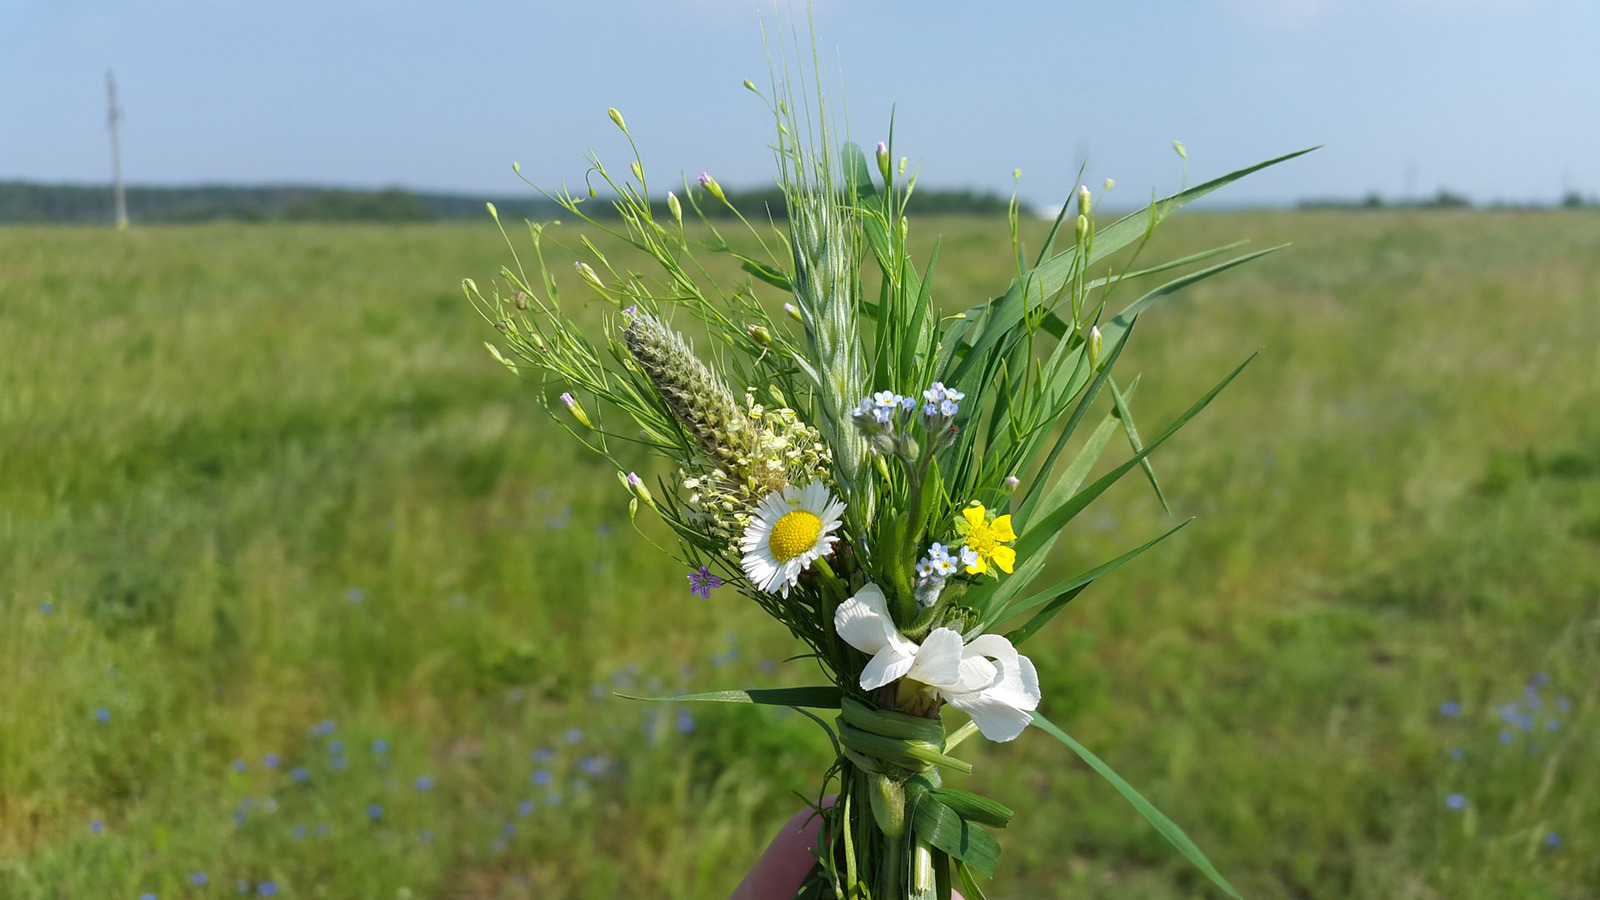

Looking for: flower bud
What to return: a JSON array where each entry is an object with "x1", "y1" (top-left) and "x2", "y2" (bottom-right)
[
  {"x1": 484, "y1": 342, "x2": 517, "y2": 372},
  {"x1": 1104, "y1": 177, "x2": 1115, "y2": 191},
  {"x1": 1004, "y1": 475, "x2": 1020, "y2": 493},
  {"x1": 607, "y1": 107, "x2": 627, "y2": 132},
  {"x1": 876, "y1": 141, "x2": 890, "y2": 181},
  {"x1": 783, "y1": 303, "x2": 801, "y2": 322},
  {"x1": 485, "y1": 202, "x2": 499, "y2": 222},
  {"x1": 621, "y1": 471, "x2": 655, "y2": 509},
  {"x1": 898, "y1": 156, "x2": 908, "y2": 175},
  {"x1": 631, "y1": 161, "x2": 643, "y2": 181},
  {"x1": 560, "y1": 392, "x2": 593, "y2": 429},
  {"x1": 575, "y1": 261, "x2": 605, "y2": 291},
  {"x1": 743, "y1": 79, "x2": 757, "y2": 92},
  {"x1": 1088, "y1": 325, "x2": 1102, "y2": 370},
  {"x1": 897, "y1": 217, "x2": 908, "y2": 242},
  {"x1": 666, "y1": 191, "x2": 682, "y2": 225},
  {"x1": 1077, "y1": 184, "x2": 1092, "y2": 217},
  {"x1": 514, "y1": 291, "x2": 528, "y2": 311},
  {"x1": 697, "y1": 171, "x2": 725, "y2": 202},
  {"x1": 1172, "y1": 139, "x2": 1187, "y2": 161},
  {"x1": 746, "y1": 323, "x2": 772, "y2": 346},
  {"x1": 1075, "y1": 214, "x2": 1089, "y2": 243}
]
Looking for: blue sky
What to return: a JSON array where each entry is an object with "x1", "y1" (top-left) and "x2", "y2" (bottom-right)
[{"x1": 2, "y1": 0, "x2": 1597, "y2": 208}]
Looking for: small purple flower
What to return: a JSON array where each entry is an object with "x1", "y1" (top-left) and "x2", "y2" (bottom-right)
[
  {"x1": 565, "y1": 727, "x2": 583, "y2": 744},
  {"x1": 366, "y1": 802, "x2": 382, "y2": 821},
  {"x1": 687, "y1": 566, "x2": 725, "y2": 599},
  {"x1": 677, "y1": 708, "x2": 695, "y2": 735},
  {"x1": 1499, "y1": 730, "x2": 1515, "y2": 745},
  {"x1": 290, "y1": 766, "x2": 310, "y2": 783},
  {"x1": 1545, "y1": 832, "x2": 1562, "y2": 848},
  {"x1": 90, "y1": 820, "x2": 104, "y2": 834},
  {"x1": 415, "y1": 775, "x2": 435, "y2": 791},
  {"x1": 697, "y1": 172, "x2": 711, "y2": 188},
  {"x1": 1438, "y1": 701, "x2": 1461, "y2": 717},
  {"x1": 139, "y1": 894, "x2": 156, "y2": 900},
  {"x1": 330, "y1": 755, "x2": 348, "y2": 770},
  {"x1": 1445, "y1": 793, "x2": 1465, "y2": 810},
  {"x1": 94, "y1": 708, "x2": 110, "y2": 723},
  {"x1": 371, "y1": 738, "x2": 388, "y2": 755},
  {"x1": 257, "y1": 883, "x2": 277, "y2": 897},
  {"x1": 1556, "y1": 696, "x2": 1571, "y2": 713},
  {"x1": 292, "y1": 824, "x2": 307, "y2": 839},
  {"x1": 1448, "y1": 747, "x2": 1464, "y2": 761},
  {"x1": 262, "y1": 753, "x2": 279, "y2": 770},
  {"x1": 190, "y1": 872, "x2": 208, "y2": 886},
  {"x1": 40, "y1": 601, "x2": 53, "y2": 614},
  {"x1": 1532, "y1": 671, "x2": 1549, "y2": 687},
  {"x1": 517, "y1": 799, "x2": 535, "y2": 816},
  {"x1": 1547, "y1": 719, "x2": 1561, "y2": 732},
  {"x1": 327, "y1": 740, "x2": 343, "y2": 755},
  {"x1": 232, "y1": 758, "x2": 247, "y2": 773},
  {"x1": 531, "y1": 769, "x2": 553, "y2": 787}
]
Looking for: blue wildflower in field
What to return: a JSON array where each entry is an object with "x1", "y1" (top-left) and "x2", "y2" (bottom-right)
[
  {"x1": 327, "y1": 740, "x2": 343, "y2": 755},
  {"x1": 189, "y1": 873, "x2": 208, "y2": 886},
  {"x1": 371, "y1": 738, "x2": 388, "y2": 755},
  {"x1": 139, "y1": 893, "x2": 156, "y2": 900},
  {"x1": 1438, "y1": 701, "x2": 1461, "y2": 717},
  {"x1": 40, "y1": 601, "x2": 52, "y2": 614},
  {"x1": 367, "y1": 802, "x2": 383, "y2": 821},
  {"x1": 1547, "y1": 719, "x2": 1561, "y2": 732},
  {"x1": 517, "y1": 799, "x2": 535, "y2": 816},
  {"x1": 564, "y1": 727, "x2": 583, "y2": 744},
  {"x1": 531, "y1": 769, "x2": 552, "y2": 787},
  {"x1": 501, "y1": 822, "x2": 517, "y2": 838},
  {"x1": 531, "y1": 747, "x2": 554, "y2": 763},
  {"x1": 257, "y1": 883, "x2": 278, "y2": 897},
  {"x1": 290, "y1": 765, "x2": 309, "y2": 782},
  {"x1": 262, "y1": 753, "x2": 279, "y2": 769},
  {"x1": 89, "y1": 820, "x2": 103, "y2": 834},
  {"x1": 1499, "y1": 730, "x2": 1515, "y2": 745},
  {"x1": 677, "y1": 708, "x2": 695, "y2": 735},
  {"x1": 1557, "y1": 696, "x2": 1571, "y2": 713},
  {"x1": 421, "y1": 829, "x2": 436, "y2": 843},
  {"x1": 1532, "y1": 671, "x2": 1549, "y2": 687},
  {"x1": 232, "y1": 758, "x2": 247, "y2": 773},
  {"x1": 1545, "y1": 832, "x2": 1562, "y2": 848},
  {"x1": 312, "y1": 719, "x2": 336, "y2": 737},
  {"x1": 94, "y1": 707, "x2": 109, "y2": 723},
  {"x1": 415, "y1": 774, "x2": 435, "y2": 791},
  {"x1": 1445, "y1": 793, "x2": 1466, "y2": 810},
  {"x1": 330, "y1": 755, "x2": 348, "y2": 770},
  {"x1": 292, "y1": 824, "x2": 307, "y2": 839},
  {"x1": 345, "y1": 587, "x2": 364, "y2": 603},
  {"x1": 1448, "y1": 747, "x2": 1464, "y2": 761}
]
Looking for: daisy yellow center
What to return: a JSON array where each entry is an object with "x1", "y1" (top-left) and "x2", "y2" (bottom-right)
[{"x1": 768, "y1": 510, "x2": 823, "y2": 562}]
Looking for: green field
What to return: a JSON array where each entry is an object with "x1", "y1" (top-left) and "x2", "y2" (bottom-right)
[{"x1": 2, "y1": 210, "x2": 1597, "y2": 899}]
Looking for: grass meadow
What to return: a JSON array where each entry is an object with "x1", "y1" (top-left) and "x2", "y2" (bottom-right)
[{"x1": 2, "y1": 208, "x2": 1598, "y2": 899}]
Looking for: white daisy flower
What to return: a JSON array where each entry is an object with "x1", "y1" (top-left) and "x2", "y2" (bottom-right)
[{"x1": 740, "y1": 482, "x2": 845, "y2": 595}]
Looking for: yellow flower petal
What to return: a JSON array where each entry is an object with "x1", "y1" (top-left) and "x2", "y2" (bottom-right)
[
  {"x1": 991, "y1": 545, "x2": 1016, "y2": 574},
  {"x1": 962, "y1": 504, "x2": 986, "y2": 528},
  {"x1": 991, "y1": 515, "x2": 1016, "y2": 542}
]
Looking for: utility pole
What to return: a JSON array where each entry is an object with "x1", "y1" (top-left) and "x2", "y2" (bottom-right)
[{"x1": 107, "y1": 70, "x2": 128, "y2": 229}]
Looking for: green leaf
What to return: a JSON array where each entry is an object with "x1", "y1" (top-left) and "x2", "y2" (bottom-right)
[
  {"x1": 615, "y1": 686, "x2": 842, "y2": 708},
  {"x1": 927, "y1": 789, "x2": 1014, "y2": 829},
  {"x1": 738, "y1": 255, "x2": 792, "y2": 291},
  {"x1": 1032, "y1": 712, "x2": 1242, "y2": 899},
  {"x1": 1014, "y1": 352, "x2": 1257, "y2": 560},
  {"x1": 911, "y1": 795, "x2": 1002, "y2": 877},
  {"x1": 998, "y1": 518, "x2": 1192, "y2": 642},
  {"x1": 954, "y1": 860, "x2": 989, "y2": 900},
  {"x1": 1109, "y1": 375, "x2": 1168, "y2": 514}
]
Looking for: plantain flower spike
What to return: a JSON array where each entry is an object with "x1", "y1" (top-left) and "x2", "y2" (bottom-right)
[{"x1": 622, "y1": 311, "x2": 762, "y2": 468}]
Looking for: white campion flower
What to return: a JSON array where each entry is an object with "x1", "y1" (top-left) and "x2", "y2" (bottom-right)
[{"x1": 833, "y1": 584, "x2": 1042, "y2": 741}]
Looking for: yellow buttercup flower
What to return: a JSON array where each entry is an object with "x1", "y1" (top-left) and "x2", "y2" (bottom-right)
[{"x1": 956, "y1": 503, "x2": 1017, "y2": 575}]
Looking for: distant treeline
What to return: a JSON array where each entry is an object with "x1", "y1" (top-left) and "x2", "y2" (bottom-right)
[
  {"x1": 0, "y1": 181, "x2": 1025, "y2": 225},
  {"x1": 1299, "y1": 189, "x2": 1599, "y2": 211}
]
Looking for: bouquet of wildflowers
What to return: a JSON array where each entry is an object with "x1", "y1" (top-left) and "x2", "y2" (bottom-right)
[{"x1": 468, "y1": 61, "x2": 1307, "y2": 899}]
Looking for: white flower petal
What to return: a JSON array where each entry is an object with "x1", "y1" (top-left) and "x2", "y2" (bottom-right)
[
  {"x1": 907, "y1": 628, "x2": 965, "y2": 688},
  {"x1": 946, "y1": 690, "x2": 1034, "y2": 742},
  {"x1": 952, "y1": 654, "x2": 999, "y2": 695},
  {"x1": 860, "y1": 645, "x2": 916, "y2": 691},
  {"x1": 834, "y1": 585, "x2": 895, "y2": 655}
]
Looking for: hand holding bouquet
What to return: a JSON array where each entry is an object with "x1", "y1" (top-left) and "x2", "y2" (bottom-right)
[{"x1": 469, "y1": 58, "x2": 1307, "y2": 900}]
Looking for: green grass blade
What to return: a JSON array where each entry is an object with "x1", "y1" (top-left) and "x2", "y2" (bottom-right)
[
  {"x1": 1109, "y1": 375, "x2": 1168, "y2": 514},
  {"x1": 995, "y1": 518, "x2": 1191, "y2": 641},
  {"x1": 616, "y1": 686, "x2": 842, "y2": 708},
  {"x1": 1097, "y1": 245, "x2": 1287, "y2": 352},
  {"x1": 1032, "y1": 711, "x2": 1242, "y2": 899},
  {"x1": 911, "y1": 795, "x2": 1001, "y2": 877}
]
